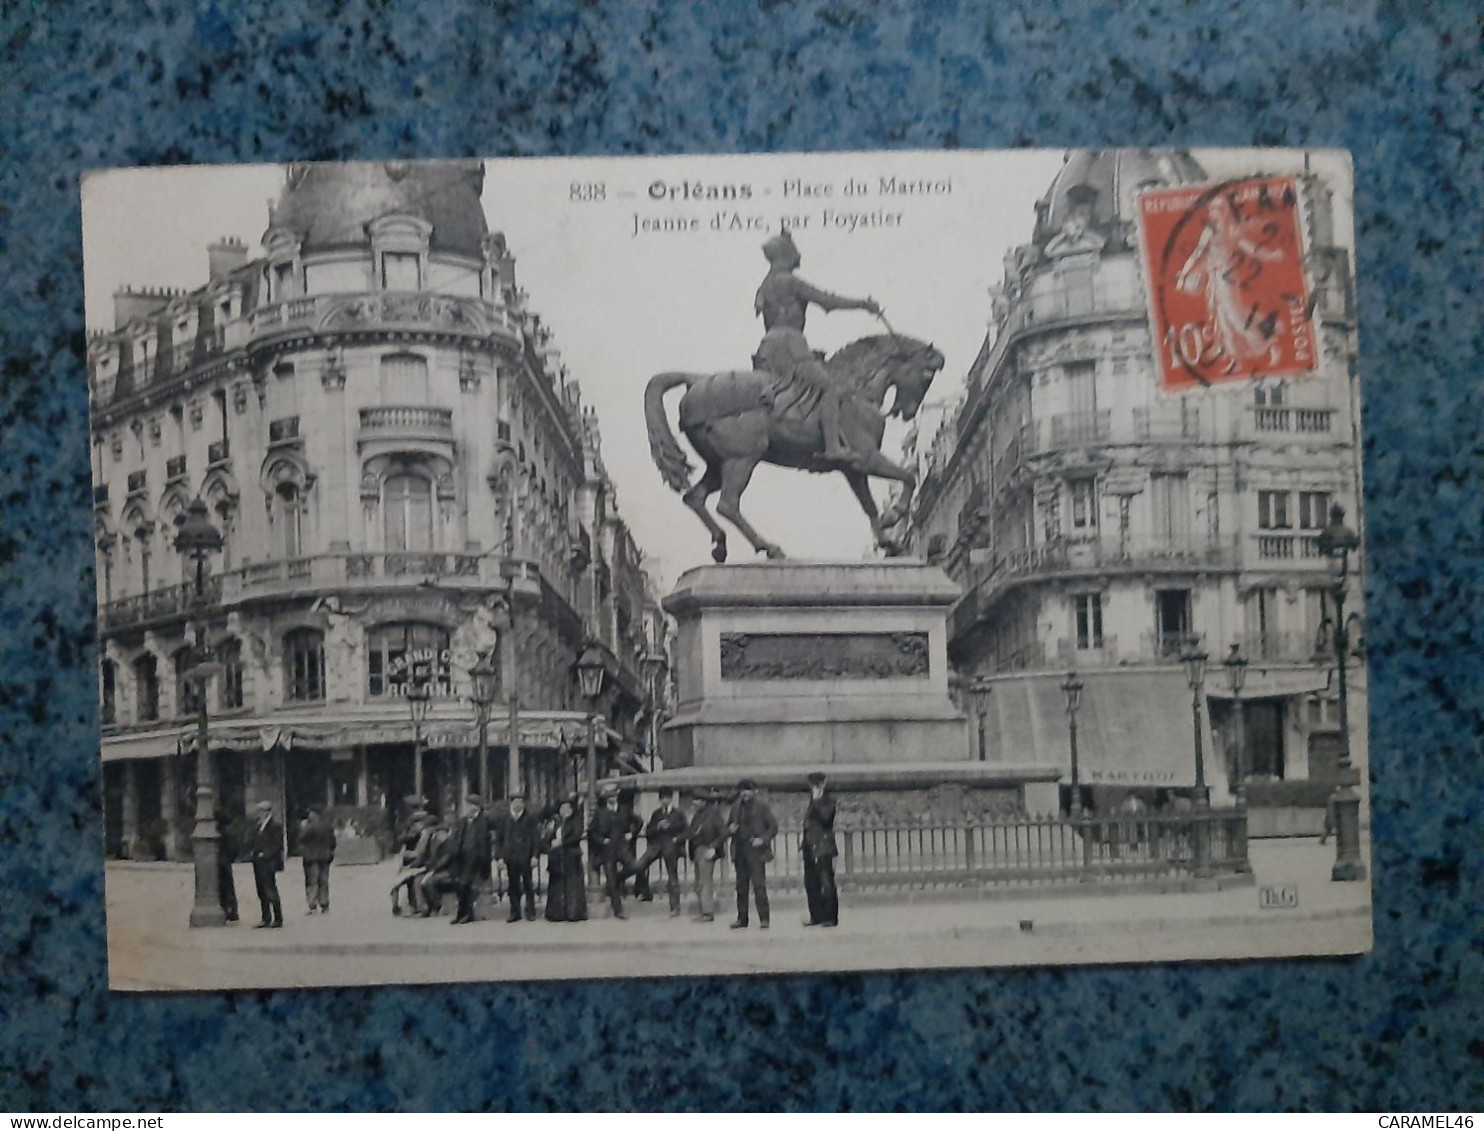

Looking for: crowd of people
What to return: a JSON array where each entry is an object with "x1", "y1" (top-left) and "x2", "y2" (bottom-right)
[
  {"x1": 380, "y1": 773, "x2": 842, "y2": 930},
  {"x1": 212, "y1": 772, "x2": 842, "y2": 932}
]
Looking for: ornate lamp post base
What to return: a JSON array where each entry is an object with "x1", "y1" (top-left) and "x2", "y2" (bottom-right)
[
  {"x1": 1329, "y1": 780, "x2": 1367, "y2": 883},
  {"x1": 188, "y1": 815, "x2": 228, "y2": 928}
]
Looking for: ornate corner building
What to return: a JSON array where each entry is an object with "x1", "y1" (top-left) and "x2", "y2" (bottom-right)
[
  {"x1": 90, "y1": 161, "x2": 670, "y2": 860},
  {"x1": 901, "y1": 150, "x2": 1364, "y2": 832}
]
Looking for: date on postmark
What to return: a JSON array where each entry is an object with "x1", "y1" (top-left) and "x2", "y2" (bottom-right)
[{"x1": 1138, "y1": 175, "x2": 1318, "y2": 391}]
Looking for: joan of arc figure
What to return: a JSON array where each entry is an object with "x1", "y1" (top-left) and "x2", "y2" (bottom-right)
[{"x1": 752, "y1": 229, "x2": 881, "y2": 469}]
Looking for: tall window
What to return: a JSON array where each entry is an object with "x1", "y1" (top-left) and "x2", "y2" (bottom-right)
[
  {"x1": 1258, "y1": 490, "x2": 1292, "y2": 530},
  {"x1": 1065, "y1": 361, "x2": 1097, "y2": 416},
  {"x1": 1068, "y1": 478, "x2": 1099, "y2": 533},
  {"x1": 1254, "y1": 382, "x2": 1286, "y2": 406},
  {"x1": 1150, "y1": 472, "x2": 1190, "y2": 543},
  {"x1": 1074, "y1": 594, "x2": 1104, "y2": 649},
  {"x1": 1154, "y1": 589, "x2": 1191, "y2": 656},
  {"x1": 133, "y1": 654, "x2": 159, "y2": 722},
  {"x1": 1298, "y1": 491, "x2": 1330, "y2": 530},
  {"x1": 383, "y1": 474, "x2": 434, "y2": 552},
  {"x1": 381, "y1": 252, "x2": 421, "y2": 291},
  {"x1": 174, "y1": 647, "x2": 202, "y2": 717},
  {"x1": 100, "y1": 660, "x2": 116, "y2": 726},
  {"x1": 366, "y1": 622, "x2": 453, "y2": 698},
  {"x1": 218, "y1": 638, "x2": 244, "y2": 710},
  {"x1": 379, "y1": 352, "x2": 429, "y2": 401},
  {"x1": 275, "y1": 483, "x2": 304, "y2": 558},
  {"x1": 1246, "y1": 587, "x2": 1279, "y2": 659},
  {"x1": 285, "y1": 629, "x2": 326, "y2": 702}
]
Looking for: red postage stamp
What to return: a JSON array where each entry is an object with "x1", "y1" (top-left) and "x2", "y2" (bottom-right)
[{"x1": 1138, "y1": 175, "x2": 1318, "y2": 391}]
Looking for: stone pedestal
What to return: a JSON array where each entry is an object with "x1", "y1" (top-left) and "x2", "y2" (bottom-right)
[{"x1": 658, "y1": 561, "x2": 996, "y2": 790}]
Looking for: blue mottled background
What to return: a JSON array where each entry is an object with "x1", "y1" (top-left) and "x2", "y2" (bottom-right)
[{"x1": 1, "y1": 0, "x2": 1479, "y2": 1112}]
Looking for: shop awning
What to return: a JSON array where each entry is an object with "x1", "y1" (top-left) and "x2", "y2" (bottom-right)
[
  {"x1": 100, "y1": 709, "x2": 606, "y2": 761},
  {"x1": 980, "y1": 668, "x2": 1220, "y2": 791}
]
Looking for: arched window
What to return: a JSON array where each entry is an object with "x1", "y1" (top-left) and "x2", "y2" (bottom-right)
[
  {"x1": 133, "y1": 654, "x2": 159, "y2": 722},
  {"x1": 284, "y1": 628, "x2": 326, "y2": 702},
  {"x1": 218, "y1": 638, "x2": 244, "y2": 710},
  {"x1": 100, "y1": 660, "x2": 116, "y2": 726},
  {"x1": 378, "y1": 352, "x2": 429, "y2": 401},
  {"x1": 367, "y1": 622, "x2": 452, "y2": 698},
  {"x1": 275, "y1": 482, "x2": 304, "y2": 558},
  {"x1": 382, "y1": 473, "x2": 433, "y2": 552},
  {"x1": 173, "y1": 647, "x2": 202, "y2": 717}
]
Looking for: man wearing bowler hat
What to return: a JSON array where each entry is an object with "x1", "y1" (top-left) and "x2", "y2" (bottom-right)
[
  {"x1": 802, "y1": 771, "x2": 839, "y2": 927},
  {"x1": 494, "y1": 791, "x2": 540, "y2": 922},
  {"x1": 627, "y1": 786, "x2": 689, "y2": 917},
  {"x1": 727, "y1": 779, "x2": 778, "y2": 930},
  {"x1": 450, "y1": 793, "x2": 492, "y2": 926}
]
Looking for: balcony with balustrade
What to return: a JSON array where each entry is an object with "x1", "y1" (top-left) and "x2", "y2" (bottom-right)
[
  {"x1": 357, "y1": 405, "x2": 455, "y2": 454},
  {"x1": 246, "y1": 292, "x2": 521, "y2": 347},
  {"x1": 1251, "y1": 531, "x2": 1328, "y2": 569}
]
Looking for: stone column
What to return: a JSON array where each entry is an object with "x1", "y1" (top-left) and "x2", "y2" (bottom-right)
[{"x1": 161, "y1": 756, "x2": 183, "y2": 860}]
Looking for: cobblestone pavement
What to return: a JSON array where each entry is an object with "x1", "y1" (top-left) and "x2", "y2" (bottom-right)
[{"x1": 105, "y1": 839, "x2": 1371, "y2": 991}]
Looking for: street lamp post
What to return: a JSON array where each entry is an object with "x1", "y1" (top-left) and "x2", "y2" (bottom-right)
[
  {"x1": 1060, "y1": 671, "x2": 1085, "y2": 816},
  {"x1": 575, "y1": 642, "x2": 607, "y2": 823},
  {"x1": 1316, "y1": 503, "x2": 1366, "y2": 883},
  {"x1": 175, "y1": 499, "x2": 225, "y2": 929},
  {"x1": 1222, "y1": 643, "x2": 1249, "y2": 793},
  {"x1": 469, "y1": 651, "x2": 498, "y2": 802},
  {"x1": 1179, "y1": 640, "x2": 1210, "y2": 807},
  {"x1": 641, "y1": 650, "x2": 667, "y2": 769},
  {"x1": 407, "y1": 678, "x2": 432, "y2": 805},
  {"x1": 1179, "y1": 638, "x2": 1211, "y2": 878}
]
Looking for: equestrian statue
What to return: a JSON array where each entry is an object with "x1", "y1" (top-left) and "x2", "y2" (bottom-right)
[{"x1": 645, "y1": 230, "x2": 945, "y2": 563}]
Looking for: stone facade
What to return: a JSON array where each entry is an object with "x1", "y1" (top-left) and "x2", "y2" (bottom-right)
[
  {"x1": 899, "y1": 150, "x2": 1364, "y2": 817},
  {"x1": 91, "y1": 161, "x2": 670, "y2": 860}
]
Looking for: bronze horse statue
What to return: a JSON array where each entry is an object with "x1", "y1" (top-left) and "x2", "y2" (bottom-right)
[{"x1": 645, "y1": 333, "x2": 945, "y2": 562}]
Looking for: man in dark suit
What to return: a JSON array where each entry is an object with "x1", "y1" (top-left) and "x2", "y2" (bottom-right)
[
  {"x1": 588, "y1": 787, "x2": 630, "y2": 919},
  {"x1": 802, "y1": 771, "x2": 839, "y2": 927},
  {"x1": 451, "y1": 794, "x2": 493, "y2": 926},
  {"x1": 298, "y1": 802, "x2": 337, "y2": 915},
  {"x1": 727, "y1": 779, "x2": 778, "y2": 930},
  {"x1": 686, "y1": 790, "x2": 728, "y2": 922},
  {"x1": 248, "y1": 800, "x2": 284, "y2": 929},
  {"x1": 626, "y1": 786, "x2": 690, "y2": 917},
  {"x1": 494, "y1": 792, "x2": 541, "y2": 922}
]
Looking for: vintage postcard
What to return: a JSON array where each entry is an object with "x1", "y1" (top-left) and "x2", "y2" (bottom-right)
[{"x1": 83, "y1": 148, "x2": 1371, "y2": 992}]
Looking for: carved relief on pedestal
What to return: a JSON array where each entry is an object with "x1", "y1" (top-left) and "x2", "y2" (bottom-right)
[{"x1": 718, "y1": 632, "x2": 931, "y2": 681}]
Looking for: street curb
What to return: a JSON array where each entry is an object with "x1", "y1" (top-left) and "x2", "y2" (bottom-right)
[{"x1": 194, "y1": 904, "x2": 1370, "y2": 958}]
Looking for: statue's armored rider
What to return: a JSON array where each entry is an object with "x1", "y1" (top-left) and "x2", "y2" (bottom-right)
[{"x1": 752, "y1": 229, "x2": 881, "y2": 469}]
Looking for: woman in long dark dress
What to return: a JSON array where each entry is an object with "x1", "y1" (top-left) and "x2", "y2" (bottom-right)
[{"x1": 543, "y1": 796, "x2": 588, "y2": 923}]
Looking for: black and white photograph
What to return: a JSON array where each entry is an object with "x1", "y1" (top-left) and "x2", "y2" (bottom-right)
[{"x1": 82, "y1": 148, "x2": 1372, "y2": 992}]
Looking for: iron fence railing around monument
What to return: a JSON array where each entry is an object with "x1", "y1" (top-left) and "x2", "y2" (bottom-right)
[{"x1": 486, "y1": 808, "x2": 1250, "y2": 902}]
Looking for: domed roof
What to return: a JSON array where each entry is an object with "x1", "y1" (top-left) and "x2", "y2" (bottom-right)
[
  {"x1": 267, "y1": 160, "x2": 488, "y2": 259},
  {"x1": 1035, "y1": 149, "x2": 1207, "y2": 242}
]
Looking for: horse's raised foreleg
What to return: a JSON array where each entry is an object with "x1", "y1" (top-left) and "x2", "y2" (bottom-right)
[
  {"x1": 853, "y1": 450, "x2": 917, "y2": 554},
  {"x1": 682, "y1": 461, "x2": 729, "y2": 563},
  {"x1": 715, "y1": 455, "x2": 785, "y2": 560}
]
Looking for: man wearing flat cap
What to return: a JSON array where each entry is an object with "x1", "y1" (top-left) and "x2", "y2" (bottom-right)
[
  {"x1": 248, "y1": 800, "x2": 285, "y2": 929},
  {"x1": 686, "y1": 790, "x2": 728, "y2": 922},
  {"x1": 727, "y1": 779, "x2": 778, "y2": 929},
  {"x1": 450, "y1": 793, "x2": 492, "y2": 926},
  {"x1": 802, "y1": 772, "x2": 839, "y2": 927},
  {"x1": 298, "y1": 802, "x2": 337, "y2": 916},
  {"x1": 494, "y1": 792, "x2": 540, "y2": 923}
]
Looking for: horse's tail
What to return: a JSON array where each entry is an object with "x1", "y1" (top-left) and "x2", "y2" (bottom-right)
[{"x1": 645, "y1": 372, "x2": 696, "y2": 494}]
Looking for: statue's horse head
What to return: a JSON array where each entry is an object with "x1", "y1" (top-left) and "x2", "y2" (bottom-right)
[{"x1": 827, "y1": 333, "x2": 946, "y2": 423}]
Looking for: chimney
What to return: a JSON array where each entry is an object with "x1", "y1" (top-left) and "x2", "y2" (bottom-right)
[
  {"x1": 112, "y1": 286, "x2": 171, "y2": 330},
  {"x1": 208, "y1": 236, "x2": 248, "y2": 280}
]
